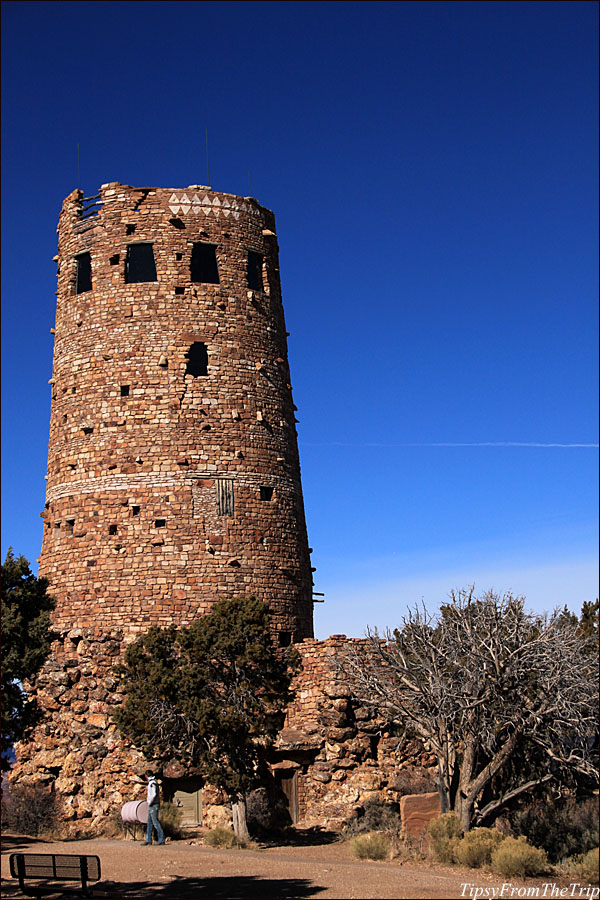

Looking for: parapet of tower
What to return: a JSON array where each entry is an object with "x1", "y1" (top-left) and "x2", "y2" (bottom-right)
[{"x1": 40, "y1": 183, "x2": 314, "y2": 642}]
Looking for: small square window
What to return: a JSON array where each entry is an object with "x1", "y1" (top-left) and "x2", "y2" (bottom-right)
[
  {"x1": 120, "y1": 385, "x2": 130, "y2": 397},
  {"x1": 109, "y1": 524, "x2": 118, "y2": 535},
  {"x1": 75, "y1": 252, "x2": 92, "y2": 294},
  {"x1": 65, "y1": 519, "x2": 75, "y2": 534},
  {"x1": 125, "y1": 244, "x2": 157, "y2": 284},
  {"x1": 260, "y1": 486, "x2": 274, "y2": 501},
  {"x1": 132, "y1": 505, "x2": 140, "y2": 516},
  {"x1": 247, "y1": 251, "x2": 263, "y2": 291},
  {"x1": 154, "y1": 518, "x2": 166, "y2": 528}
]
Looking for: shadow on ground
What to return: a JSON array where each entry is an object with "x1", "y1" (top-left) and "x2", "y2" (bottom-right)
[
  {"x1": 260, "y1": 826, "x2": 339, "y2": 847},
  {"x1": 99, "y1": 875, "x2": 325, "y2": 898},
  {"x1": 0, "y1": 875, "x2": 326, "y2": 899}
]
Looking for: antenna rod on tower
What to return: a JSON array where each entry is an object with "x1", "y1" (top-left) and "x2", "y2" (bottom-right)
[
  {"x1": 205, "y1": 129, "x2": 210, "y2": 187},
  {"x1": 77, "y1": 143, "x2": 81, "y2": 191}
]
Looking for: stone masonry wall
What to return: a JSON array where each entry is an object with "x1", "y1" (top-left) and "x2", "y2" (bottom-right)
[
  {"x1": 273, "y1": 636, "x2": 437, "y2": 830},
  {"x1": 12, "y1": 633, "x2": 436, "y2": 834}
]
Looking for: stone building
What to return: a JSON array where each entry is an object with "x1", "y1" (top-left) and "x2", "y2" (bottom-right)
[{"x1": 12, "y1": 184, "x2": 436, "y2": 832}]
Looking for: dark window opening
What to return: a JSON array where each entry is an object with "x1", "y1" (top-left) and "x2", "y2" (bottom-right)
[
  {"x1": 132, "y1": 505, "x2": 140, "y2": 516},
  {"x1": 278, "y1": 631, "x2": 292, "y2": 647},
  {"x1": 65, "y1": 519, "x2": 75, "y2": 534},
  {"x1": 154, "y1": 518, "x2": 166, "y2": 528},
  {"x1": 83, "y1": 426, "x2": 93, "y2": 435},
  {"x1": 169, "y1": 217, "x2": 185, "y2": 230},
  {"x1": 185, "y1": 342, "x2": 208, "y2": 377},
  {"x1": 176, "y1": 252, "x2": 183, "y2": 261},
  {"x1": 110, "y1": 254, "x2": 120, "y2": 265},
  {"x1": 125, "y1": 243, "x2": 157, "y2": 283},
  {"x1": 120, "y1": 385, "x2": 130, "y2": 397},
  {"x1": 126, "y1": 224, "x2": 136, "y2": 235},
  {"x1": 109, "y1": 524, "x2": 117, "y2": 535},
  {"x1": 190, "y1": 243, "x2": 220, "y2": 284},
  {"x1": 216, "y1": 479, "x2": 234, "y2": 517},
  {"x1": 175, "y1": 286, "x2": 185, "y2": 295},
  {"x1": 247, "y1": 251, "x2": 264, "y2": 291},
  {"x1": 75, "y1": 252, "x2": 92, "y2": 294},
  {"x1": 260, "y1": 486, "x2": 274, "y2": 501}
]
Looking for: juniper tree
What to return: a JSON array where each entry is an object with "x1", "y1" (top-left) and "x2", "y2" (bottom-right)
[
  {"x1": 1, "y1": 549, "x2": 55, "y2": 769},
  {"x1": 113, "y1": 596, "x2": 297, "y2": 840}
]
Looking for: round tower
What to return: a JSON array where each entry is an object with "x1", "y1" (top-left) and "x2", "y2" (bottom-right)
[{"x1": 41, "y1": 183, "x2": 314, "y2": 643}]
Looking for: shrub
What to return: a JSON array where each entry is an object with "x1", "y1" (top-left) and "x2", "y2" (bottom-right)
[
  {"x1": 558, "y1": 848, "x2": 599, "y2": 885},
  {"x1": 204, "y1": 826, "x2": 240, "y2": 849},
  {"x1": 158, "y1": 801, "x2": 184, "y2": 840},
  {"x1": 491, "y1": 836, "x2": 548, "y2": 877},
  {"x1": 350, "y1": 831, "x2": 391, "y2": 861},
  {"x1": 344, "y1": 798, "x2": 403, "y2": 838},
  {"x1": 508, "y1": 796, "x2": 599, "y2": 863},
  {"x1": 428, "y1": 813, "x2": 464, "y2": 863},
  {"x1": 1, "y1": 781, "x2": 62, "y2": 838},
  {"x1": 453, "y1": 827, "x2": 504, "y2": 868}
]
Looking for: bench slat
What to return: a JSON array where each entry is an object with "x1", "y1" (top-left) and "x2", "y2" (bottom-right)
[{"x1": 9, "y1": 852, "x2": 101, "y2": 883}]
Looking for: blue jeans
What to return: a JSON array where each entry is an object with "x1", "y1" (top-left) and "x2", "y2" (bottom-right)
[{"x1": 146, "y1": 804, "x2": 165, "y2": 844}]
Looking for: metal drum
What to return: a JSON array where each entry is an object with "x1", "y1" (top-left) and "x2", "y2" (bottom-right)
[{"x1": 121, "y1": 800, "x2": 148, "y2": 838}]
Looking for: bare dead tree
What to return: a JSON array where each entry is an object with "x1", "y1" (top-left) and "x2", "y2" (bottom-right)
[{"x1": 339, "y1": 588, "x2": 598, "y2": 831}]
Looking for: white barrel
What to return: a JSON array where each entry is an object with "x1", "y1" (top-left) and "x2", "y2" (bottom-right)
[{"x1": 121, "y1": 800, "x2": 148, "y2": 824}]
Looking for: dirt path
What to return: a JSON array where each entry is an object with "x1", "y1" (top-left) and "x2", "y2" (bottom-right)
[{"x1": 0, "y1": 833, "x2": 581, "y2": 899}]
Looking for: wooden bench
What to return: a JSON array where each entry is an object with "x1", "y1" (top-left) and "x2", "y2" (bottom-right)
[{"x1": 9, "y1": 853, "x2": 101, "y2": 897}]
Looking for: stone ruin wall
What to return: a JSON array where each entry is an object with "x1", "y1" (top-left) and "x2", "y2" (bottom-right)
[
  {"x1": 13, "y1": 632, "x2": 437, "y2": 833},
  {"x1": 274, "y1": 636, "x2": 437, "y2": 830}
]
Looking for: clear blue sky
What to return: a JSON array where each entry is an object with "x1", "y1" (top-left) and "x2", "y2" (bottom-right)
[{"x1": 1, "y1": 1, "x2": 598, "y2": 639}]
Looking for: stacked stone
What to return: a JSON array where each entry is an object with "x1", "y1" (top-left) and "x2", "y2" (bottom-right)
[{"x1": 273, "y1": 637, "x2": 438, "y2": 830}]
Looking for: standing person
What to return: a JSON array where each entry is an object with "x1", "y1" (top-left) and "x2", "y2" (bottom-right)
[{"x1": 144, "y1": 770, "x2": 165, "y2": 845}]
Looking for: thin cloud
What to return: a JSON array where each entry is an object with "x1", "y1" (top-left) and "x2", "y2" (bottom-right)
[{"x1": 304, "y1": 441, "x2": 599, "y2": 448}]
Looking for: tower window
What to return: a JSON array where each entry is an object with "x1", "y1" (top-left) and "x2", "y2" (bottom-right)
[
  {"x1": 65, "y1": 519, "x2": 75, "y2": 534},
  {"x1": 125, "y1": 243, "x2": 157, "y2": 283},
  {"x1": 132, "y1": 505, "x2": 140, "y2": 516},
  {"x1": 260, "y1": 486, "x2": 274, "y2": 501},
  {"x1": 185, "y1": 342, "x2": 208, "y2": 377},
  {"x1": 120, "y1": 385, "x2": 130, "y2": 397},
  {"x1": 190, "y1": 243, "x2": 220, "y2": 284},
  {"x1": 154, "y1": 519, "x2": 166, "y2": 528},
  {"x1": 278, "y1": 631, "x2": 292, "y2": 647},
  {"x1": 109, "y1": 524, "x2": 118, "y2": 535},
  {"x1": 75, "y1": 252, "x2": 92, "y2": 294},
  {"x1": 247, "y1": 251, "x2": 263, "y2": 291}
]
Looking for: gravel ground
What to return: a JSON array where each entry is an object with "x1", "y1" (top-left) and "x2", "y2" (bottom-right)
[{"x1": 0, "y1": 832, "x2": 581, "y2": 900}]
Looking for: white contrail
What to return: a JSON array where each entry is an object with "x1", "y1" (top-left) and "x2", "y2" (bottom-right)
[{"x1": 303, "y1": 441, "x2": 599, "y2": 448}]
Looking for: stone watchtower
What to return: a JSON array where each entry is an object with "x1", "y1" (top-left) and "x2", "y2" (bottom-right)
[{"x1": 13, "y1": 184, "x2": 314, "y2": 824}]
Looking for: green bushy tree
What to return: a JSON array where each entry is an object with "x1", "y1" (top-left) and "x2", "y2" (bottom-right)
[
  {"x1": 1, "y1": 550, "x2": 55, "y2": 769},
  {"x1": 113, "y1": 596, "x2": 297, "y2": 840}
]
